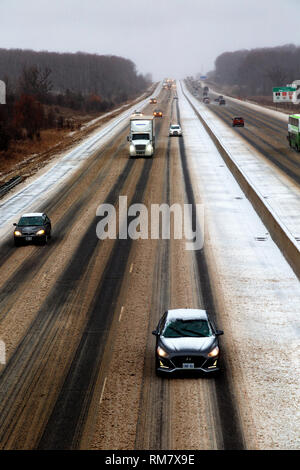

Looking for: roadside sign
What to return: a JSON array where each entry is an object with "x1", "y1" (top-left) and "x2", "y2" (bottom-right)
[
  {"x1": 200, "y1": 76, "x2": 207, "y2": 80},
  {"x1": 273, "y1": 86, "x2": 296, "y2": 103},
  {"x1": 0, "y1": 80, "x2": 6, "y2": 104}
]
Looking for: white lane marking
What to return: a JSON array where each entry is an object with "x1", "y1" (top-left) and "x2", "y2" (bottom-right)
[
  {"x1": 100, "y1": 377, "x2": 107, "y2": 404},
  {"x1": 119, "y1": 306, "x2": 124, "y2": 322}
]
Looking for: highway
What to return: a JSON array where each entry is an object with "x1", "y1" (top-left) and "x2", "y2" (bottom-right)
[
  {"x1": 195, "y1": 86, "x2": 300, "y2": 184},
  {"x1": 0, "y1": 83, "x2": 299, "y2": 450}
]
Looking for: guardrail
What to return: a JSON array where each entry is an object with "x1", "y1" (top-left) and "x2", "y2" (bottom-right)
[
  {"x1": 0, "y1": 176, "x2": 23, "y2": 198},
  {"x1": 182, "y1": 83, "x2": 300, "y2": 279}
]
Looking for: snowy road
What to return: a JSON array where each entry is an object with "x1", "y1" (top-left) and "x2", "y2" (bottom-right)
[
  {"x1": 0, "y1": 81, "x2": 299, "y2": 449},
  {"x1": 0, "y1": 83, "x2": 161, "y2": 238},
  {"x1": 178, "y1": 82, "x2": 300, "y2": 448},
  {"x1": 182, "y1": 81, "x2": 300, "y2": 244}
]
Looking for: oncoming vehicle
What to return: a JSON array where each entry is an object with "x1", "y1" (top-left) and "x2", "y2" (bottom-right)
[
  {"x1": 219, "y1": 99, "x2": 226, "y2": 105},
  {"x1": 128, "y1": 115, "x2": 155, "y2": 157},
  {"x1": 203, "y1": 97, "x2": 210, "y2": 104},
  {"x1": 169, "y1": 124, "x2": 182, "y2": 136},
  {"x1": 287, "y1": 114, "x2": 300, "y2": 151},
  {"x1": 13, "y1": 212, "x2": 52, "y2": 246},
  {"x1": 149, "y1": 98, "x2": 157, "y2": 104},
  {"x1": 152, "y1": 309, "x2": 223, "y2": 376},
  {"x1": 232, "y1": 117, "x2": 244, "y2": 127},
  {"x1": 132, "y1": 110, "x2": 143, "y2": 116},
  {"x1": 153, "y1": 109, "x2": 163, "y2": 117}
]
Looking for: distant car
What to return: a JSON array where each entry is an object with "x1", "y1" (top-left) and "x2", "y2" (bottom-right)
[
  {"x1": 219, "y1": 99, "x2": 226, "y2": 105},
  {"x1": 169, "y1": 124, "x2": 182, "y2": 136},
  {"x1": 218, "y1": 95, "x2": 223, "y2": 100},
  {"x1": 203, "y1": 97, "x2": 210, "y2": 104},
  {"x1": 13, "y1": 212, "x2": 52, "y2": 246},
  {"x1": 152, "y1": 309, "x2": 223, "y2": 376},
  {"x1": 153, "y1": 110, "x2": 163, "y2": 117},
  {"x1": 214, "y1": 98, "x2": 219, "y2": 102},
  {"x1": 149, "y1": 98, "x2": 157, "y2": 104},
  {"x1": 232, "y1": 117, "x2": 244, "y2": 127},
  {"x1": 173, "y1": 95, "x2": 178, "y2": 100},
  {"x1": 132, "y1": 110, "x2": 143, "y2": 116}
]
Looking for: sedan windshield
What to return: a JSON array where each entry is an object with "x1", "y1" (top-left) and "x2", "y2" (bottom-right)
[
  {"x1": 163, "y1": 319, "x2": 212, "y2": 338},
  {"x1": 171, "y1": 125, "x2": 180, "y2": 129},
  {"x1": 18, "y1": 216, "x2": 44, "y2": 226},
  {"x1": 132, "y1": 133, "x2": 150, "y2": 140}
]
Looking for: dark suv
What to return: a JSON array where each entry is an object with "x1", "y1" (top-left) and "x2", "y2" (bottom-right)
[{"x1": 13, "y1": 212, "x2": 52, "y2": 246}]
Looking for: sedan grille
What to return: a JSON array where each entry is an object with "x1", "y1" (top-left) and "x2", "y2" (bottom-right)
[
  {"x1": 171, "y1": 355, "x2": 206, "y2": 368},
  {"x1": 22, "y1": 230, "x2": 37, "y2": 236},
  {"x1": 135, "y1": 145, "x2": 146, "y2": 151}
]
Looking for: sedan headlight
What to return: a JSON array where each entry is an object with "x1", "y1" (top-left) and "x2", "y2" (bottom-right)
[
  {"x1": 36, "y1": 229, "x2": 45, "y2": 236},
  {"x1": 157, "y1": 346, "x2": 169, "y2": 358},
  {"x1": 130, "y1": 144, "x2": 135, "y2": 153},
  {"x1": 208, "y1": 346, "x2": 219, "y2": 358},
  {"x1": 14, "y1": 230, "x2": 22, "y2": 237}
]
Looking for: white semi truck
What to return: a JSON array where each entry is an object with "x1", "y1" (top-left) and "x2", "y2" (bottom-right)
[{"x1": 128, "y1": 115, "x2": 155, "y2": 157}]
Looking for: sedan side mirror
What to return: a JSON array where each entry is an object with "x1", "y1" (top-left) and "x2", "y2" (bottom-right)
[
  {"x1": 152, "y1": 330, "x2": 159, "y2": 336},
  {"x1": 127, "y1": 135, "x2": 130, "y2": 141},
  {"x1": 13, "y1": 223, "x2": 17, "y2": 226},
  {"x1": 216, "y1": 330, "x2": 224, "y2": 336}
]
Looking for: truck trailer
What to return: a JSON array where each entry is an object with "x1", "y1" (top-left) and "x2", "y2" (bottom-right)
[{"x1": 128, "y1": 115, "x2": 155, "y2": 157}]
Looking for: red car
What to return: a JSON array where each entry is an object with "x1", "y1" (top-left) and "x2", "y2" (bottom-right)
[{"x1": 232, "y1": 117, "x2": 244, "y2": 127}]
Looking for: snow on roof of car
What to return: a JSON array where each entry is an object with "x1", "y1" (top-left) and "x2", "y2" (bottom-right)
[
  {"x1": 167, "y1": 309, "x2": 208, "y2": 320},
  {"x1": 21, "y1": 213, "x2": 44, "y2": 217}
]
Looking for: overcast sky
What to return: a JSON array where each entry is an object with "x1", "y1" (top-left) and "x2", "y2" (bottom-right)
[{"x1": 0, "y1": 0, "x2": 299, "y2": 80}]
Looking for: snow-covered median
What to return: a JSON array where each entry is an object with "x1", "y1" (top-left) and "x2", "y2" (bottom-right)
[{"x1": 181, "y1": 81, "x2": 300, "y2": 261}]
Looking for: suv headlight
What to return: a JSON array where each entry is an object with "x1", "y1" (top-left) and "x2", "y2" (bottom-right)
[
  {"x1": 36, "y1": 229, "x2": 45, "y2": 236},
  {"x1": 130, "y1": 144, "x2": 135, "y2": 153}
]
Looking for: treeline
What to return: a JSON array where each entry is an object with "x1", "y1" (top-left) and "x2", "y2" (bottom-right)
[
  {"x1": 0, "y1": 48, "x2": 149, "y2": 103},
  {"x1": 207, "y1": 44, "x2": 300, "y2": 96},
  {"x1": 0, "y1": 48, "x2": 150, "y2": 151}
]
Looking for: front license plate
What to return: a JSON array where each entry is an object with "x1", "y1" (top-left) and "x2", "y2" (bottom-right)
[
  {"x1": 182, "y1": 363, "x2": 194, "y2": 369},
  {"x1": 25, "y1": 236, "x2": 32, "y2": 241}
]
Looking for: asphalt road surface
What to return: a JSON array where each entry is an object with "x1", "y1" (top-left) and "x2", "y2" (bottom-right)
[{"x1": 0, "y1": 85, "x2": 298, "y2": 450}]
